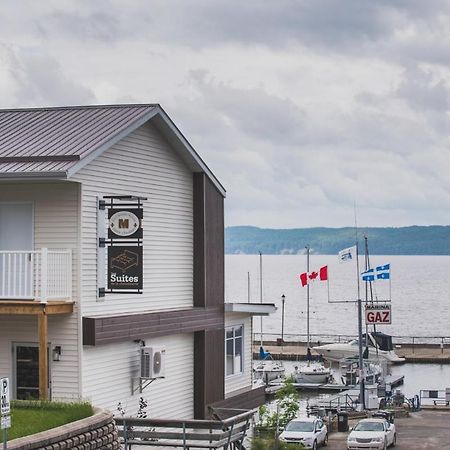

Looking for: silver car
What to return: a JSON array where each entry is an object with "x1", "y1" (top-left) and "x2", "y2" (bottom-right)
[{"x1": 279, "y1": 417, "x2": 328, "y2": 449}]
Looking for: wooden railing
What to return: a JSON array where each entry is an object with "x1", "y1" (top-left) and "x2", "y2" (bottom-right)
[
  {"x1": 115, "y1": 408, "x2": 255, "y2": 450},
  {"x1": 0, "y1": 248, "x2": 72, "y2": 301}
]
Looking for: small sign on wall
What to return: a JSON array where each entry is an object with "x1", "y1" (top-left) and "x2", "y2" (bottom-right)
[
  {"x1": 108, "y1": 209, "x2": 142, "y2": 239},
  {"x1": 365, "y1": 304, "x2": 391, "y2": 325},
  {"x1": 107, "y1": 246, "x2": 143, "y2": 291}
]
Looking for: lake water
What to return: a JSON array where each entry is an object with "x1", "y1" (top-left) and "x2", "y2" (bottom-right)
[
  {"x1": 227, "y1": 255, "x2": 450, "y2": 394},
  {"x1": 225, "y1": 255, "x2": 450, "y2": 338}
]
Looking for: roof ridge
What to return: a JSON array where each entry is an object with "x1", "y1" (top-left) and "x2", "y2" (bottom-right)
[{"x1": 0, "y1": 103, "x2": 160, "y2": 113}]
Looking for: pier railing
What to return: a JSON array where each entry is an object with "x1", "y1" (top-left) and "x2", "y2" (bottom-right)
[
  {"x1": 115, "y1": 408, "x2": 255, "y2": 450},
  {"x1": 254, "y1": 332, "x2": 450, "y2": 347}
]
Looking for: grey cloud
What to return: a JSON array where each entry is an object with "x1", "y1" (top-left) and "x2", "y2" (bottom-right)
[
  {"x1": 183, "y1": 71, "x2": 307, "y2": 146},
  {"x1": 396, "y1": 65, "x2": 450, "y2": 113},
  {"x1": 37, "y1": 9, "x2": 122, "y2": 43},
  {"x1": 14, "y1": 1, "x2": 419, "y2": 50},
  {"x1": 0, "y1": 44, "x2": 96, "y2": 107}
]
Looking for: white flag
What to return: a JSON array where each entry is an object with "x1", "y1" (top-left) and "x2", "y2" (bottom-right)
[{"x1": 338, "y1": 245, "x2": 356, "y2": 263}]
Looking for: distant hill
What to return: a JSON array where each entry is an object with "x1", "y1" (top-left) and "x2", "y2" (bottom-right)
[{"x1": 225, "y1": 225, "x2": 450, "y2": 255}]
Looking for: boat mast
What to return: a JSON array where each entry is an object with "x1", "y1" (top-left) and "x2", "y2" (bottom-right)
[
  {"x1": 306, "y1": 245, "x2": 310, "y2": 350},
  {"x1": 259, "y1": 251, "x2": 263, "y2": 347}
]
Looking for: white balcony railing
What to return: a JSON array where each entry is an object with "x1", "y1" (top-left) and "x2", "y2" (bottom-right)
[{"x1": 0, "y1": 248, "x2": 72, "y2": 301}]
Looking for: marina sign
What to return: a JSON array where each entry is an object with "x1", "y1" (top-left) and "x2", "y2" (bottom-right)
[
  {"x1": 365, "y1": 304, "x2": 391, "y2": 325},
  {"x1": 1, "y1": 377, "x2": 10, "y2": 416}
]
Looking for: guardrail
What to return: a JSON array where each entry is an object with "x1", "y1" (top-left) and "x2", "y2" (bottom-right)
[
  {"x1": 115, "y1": 408, "x2": 255, "y2": 450},
  {"x1": 0, "y1": 248, "x2": 72, "y2": 301},
  {"x1": 254, "y1": 332, "x2": 450, "y2": 347}
]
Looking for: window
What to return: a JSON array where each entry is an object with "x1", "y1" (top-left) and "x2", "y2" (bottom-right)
[{"x1": 225, "y1": 325, "x2": 243, "y2": 376}]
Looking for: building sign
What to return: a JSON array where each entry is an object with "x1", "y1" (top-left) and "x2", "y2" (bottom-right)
[
  {"x1": 108, "y1": 209, "x2": 142, "y2": 239},
  {"x1": 98, "y1": 196, "x2": 146, "y2": 296},
  {"x1": 365, "y1": 304, "x2": 391, "y2": 325},
  {"x1": 1, "y1": 377, "x2": 10, "y2": 416},
  {"x1": 107, "y1": 246, "x2": 143, "y2": 290}
]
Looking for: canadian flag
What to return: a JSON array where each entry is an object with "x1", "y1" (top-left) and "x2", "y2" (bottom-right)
[{"x1": 299, "y1": 265, "x2": 328, "y2": 287}]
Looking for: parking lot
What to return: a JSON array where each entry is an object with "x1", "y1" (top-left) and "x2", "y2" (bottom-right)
[{"x1": 326, "y1": 409, "x2": 450, "y2": 450}]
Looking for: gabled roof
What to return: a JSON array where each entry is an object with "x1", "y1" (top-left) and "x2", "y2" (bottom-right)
[{"x1": 0, "y1": 104, "x2": 225, "y2": 195}]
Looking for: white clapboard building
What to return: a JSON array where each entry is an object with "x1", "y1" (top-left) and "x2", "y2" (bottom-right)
[{"x1": 0, "y1": 104, "x2": 274, "y2": 419}]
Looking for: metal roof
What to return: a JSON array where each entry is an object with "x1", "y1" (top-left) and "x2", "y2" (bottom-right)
[{"x1": 0, "y1": 104, "x2": 225, "y2": 195}]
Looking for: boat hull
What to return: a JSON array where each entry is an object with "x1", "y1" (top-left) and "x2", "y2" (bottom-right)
[
  {"x1": 294, "y1": 366, "x2": 331, "y2": 384},
  {"x1": 312, "y1": 344, "x2": 405, "y2": 363},
  {"x1": 254, "y1": 361, "x2": 285, "y2": 383}
]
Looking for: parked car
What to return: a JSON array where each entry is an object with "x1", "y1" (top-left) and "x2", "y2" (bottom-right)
[
  {"x1": 279, "y1": 416, "x2": 328, "y2": 449},
  {"x1": 347, "y1": 418, "x2": 396, "y2": 450}
]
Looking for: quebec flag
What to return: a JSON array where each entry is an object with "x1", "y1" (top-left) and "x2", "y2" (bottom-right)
[{"x1": 361, "y1": 264, "x2": 390, "y2": 281}]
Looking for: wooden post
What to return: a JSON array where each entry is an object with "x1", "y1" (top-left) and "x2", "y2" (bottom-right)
[{"x1": 38, "y1": 310, "x2": 48, "y2": 400}]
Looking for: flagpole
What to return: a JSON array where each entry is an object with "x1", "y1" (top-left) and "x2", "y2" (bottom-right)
[
  {"x1": 306, "y1": 245, "x2": 310, "y2": 350},
  {"x1": 354, "y1": 207, "x2": 365, "y2": 411}
]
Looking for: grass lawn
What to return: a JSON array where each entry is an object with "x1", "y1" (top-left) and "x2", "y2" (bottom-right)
[{"x1": 0, "y1": 400, "x2": 94, "y2": 442}]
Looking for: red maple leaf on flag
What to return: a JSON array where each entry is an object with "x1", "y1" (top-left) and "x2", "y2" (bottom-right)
[{"x1": 299, "y1": 265, "x2": 328, "y2": 287}]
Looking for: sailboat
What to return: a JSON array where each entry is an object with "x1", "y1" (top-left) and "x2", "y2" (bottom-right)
[
  {"x1": 253, "y1": 346, "x2": 285, "y2": 383},
  {"x1": 293, "y1": 246, "x2": 332, "y2": 384},
  {"x1": 313, "y1": 237, "x2": 404, "y2": 364},
  {"x1": 252, "y1": 252, "x2": 285, "y2": 384}
]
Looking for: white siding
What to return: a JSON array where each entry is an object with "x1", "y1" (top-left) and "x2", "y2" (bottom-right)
[
  {"x1": 82, "y1": 333, "x2": 194, "y2": 417},
  {"x1": 224, "y1": 313, "x2": 252, "y2": 395},
  {"x1": 73, "y1": 122, "x2": 194, "y2": 316},
  {"x1": 0, "y1": 182, "x2": 81, "y2": 399}
]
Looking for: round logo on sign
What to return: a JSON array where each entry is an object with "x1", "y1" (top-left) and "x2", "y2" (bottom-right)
[{"x1": 109, "y1": 211, "x2": 140, "y2": 237}]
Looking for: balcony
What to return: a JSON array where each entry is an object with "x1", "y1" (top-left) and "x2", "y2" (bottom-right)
[{"x1": 0, "y1": 248, "x2": 72, "y2": 301}]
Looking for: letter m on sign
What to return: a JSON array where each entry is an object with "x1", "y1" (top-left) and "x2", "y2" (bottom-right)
[{"x1": 119, "y1": 219, "x2": 129, "y2": 229}]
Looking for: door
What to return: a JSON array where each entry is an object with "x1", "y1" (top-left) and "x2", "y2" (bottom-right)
[
  {"x1": 0, "y1": 203, "x2": 33, "y2": 251},
  {"x1": 13, "y1": 344, "x2": 50, "y2": 400},
  {"x1": 0, "y1": 203, "x2": 34, "y2": 297}
]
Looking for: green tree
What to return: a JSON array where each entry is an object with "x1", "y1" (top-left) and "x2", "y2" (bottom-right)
[{"x1": 257, "y1": 377, "x2": 300, "y2": 430}]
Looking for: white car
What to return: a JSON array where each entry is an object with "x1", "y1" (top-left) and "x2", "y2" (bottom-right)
[
  {"x1": 347, "y1": 418, "x2": 396, "y2": 450},
  {"x1": 279, "y1": 417, "x2": 328, "y2": 449}
]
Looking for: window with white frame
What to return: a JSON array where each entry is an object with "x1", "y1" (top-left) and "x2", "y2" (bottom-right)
[{"x1": 225, "y1": 325, "x2": 243, "y2": 376}]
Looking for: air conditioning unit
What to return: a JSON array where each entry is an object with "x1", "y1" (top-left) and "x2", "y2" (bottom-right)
[{"x1": 140, "y1": 347, "x2": 166, "y2": 379}]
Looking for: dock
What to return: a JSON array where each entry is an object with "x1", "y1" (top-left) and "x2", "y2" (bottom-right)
[
  {"x1": 253, "y1": 340, "x2": 450, "y2": 364},
  {"x1": 266, "y1": 374, "x2": 404, "y2": 394}
]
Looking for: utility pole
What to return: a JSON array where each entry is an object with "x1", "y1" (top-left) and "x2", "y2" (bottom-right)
[{"x1": 281, "y1": 294, "x2": 285, "y2": 341}]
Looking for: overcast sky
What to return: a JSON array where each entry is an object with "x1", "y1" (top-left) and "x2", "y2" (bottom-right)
[{"x1": 1, "y1": 1, "x2": 450, "y2": 228}]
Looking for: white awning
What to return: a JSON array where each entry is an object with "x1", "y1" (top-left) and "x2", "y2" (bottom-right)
[{"x1": 224, "y1": 303, "x2": 277, "y2": 316}]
